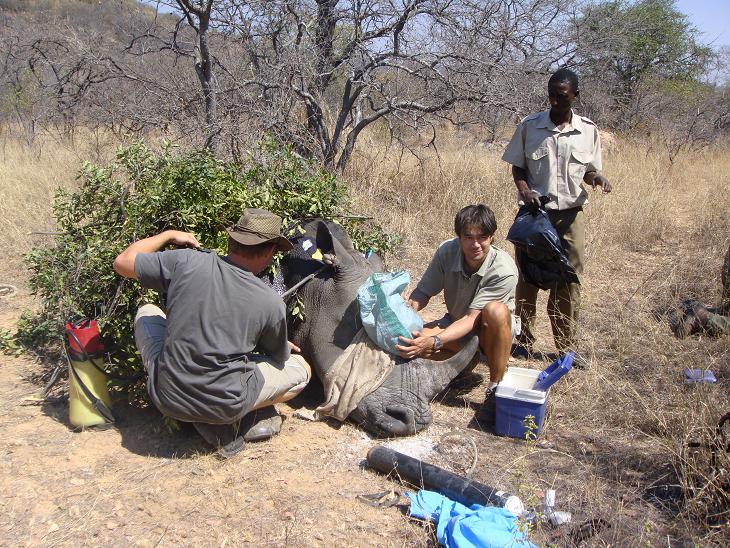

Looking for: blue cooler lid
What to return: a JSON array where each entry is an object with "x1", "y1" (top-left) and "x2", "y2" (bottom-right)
[{"x1": 533, "y1": 352, "x2": 574, "y2": 391}]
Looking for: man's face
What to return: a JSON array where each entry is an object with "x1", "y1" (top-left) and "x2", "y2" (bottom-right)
[
  {"x1": 459, "y1": 225, "x2": 493, "y2": 268},
  {"x1": 548, "y1": 80, "x2": 577, "y2": 115}
]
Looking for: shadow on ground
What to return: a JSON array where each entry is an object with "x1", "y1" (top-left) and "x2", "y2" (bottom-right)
[{"x1": 40, "y1": 396, "x2": 207, "y2": 459}]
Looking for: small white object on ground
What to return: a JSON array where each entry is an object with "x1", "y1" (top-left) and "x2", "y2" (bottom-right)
[
  {"x1": 543, "y1": 488, "x2": 571, "y2": 525},
  {"x1": 293, "y1": 409, "x2": 318, "y2": 421}
]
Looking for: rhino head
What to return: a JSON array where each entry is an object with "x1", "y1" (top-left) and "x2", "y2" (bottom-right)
[{"x1": 278, "y1": 220, "x2": 479, "y2": 437}]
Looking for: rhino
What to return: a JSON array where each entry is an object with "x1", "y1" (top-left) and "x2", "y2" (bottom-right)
[{"x1": 277, "y1": 220, "x2": 479, "y2": 437}]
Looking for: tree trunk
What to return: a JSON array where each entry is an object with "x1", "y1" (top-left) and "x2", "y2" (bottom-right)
[{"x1": 193, "y1": 11, "x2": 219, "y2": 153}]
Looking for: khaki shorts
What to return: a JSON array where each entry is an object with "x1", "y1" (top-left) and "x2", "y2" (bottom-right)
[
  {"x1": 435, "y1": 312, "x2": 522, "y2": 339},
  {"x1": 134, "y1": 304, "x2": 311, "y2": 407}
]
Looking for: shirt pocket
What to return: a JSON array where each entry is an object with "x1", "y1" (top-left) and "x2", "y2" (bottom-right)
[
  {"x1": 526, "y1": 145, "x2": 549, "y2": 181},
  {"x1": 568, "y1": 149, "x2": 591, "y2": 185}
]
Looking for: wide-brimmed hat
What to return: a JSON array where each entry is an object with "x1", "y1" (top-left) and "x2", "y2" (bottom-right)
[{"x1": 226, "y1": 208, "x2": 294, "y2": 252}]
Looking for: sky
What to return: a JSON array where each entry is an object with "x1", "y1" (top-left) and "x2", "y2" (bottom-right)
[
  {"x1": 144, "y1": 1, "x2": 729, "y2": 48},
  {"x1": 675, "y1": 0, "x2": 730, "y2": 48}
]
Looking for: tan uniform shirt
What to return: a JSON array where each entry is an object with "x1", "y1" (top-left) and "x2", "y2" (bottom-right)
[
  {"x1": 416, "y1": 240, "x2": 518, "y2": 320},
  {"x1": 502, "y1": 110, "x2": 602, "y2": 210}
]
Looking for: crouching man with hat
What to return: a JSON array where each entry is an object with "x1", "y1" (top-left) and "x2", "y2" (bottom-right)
[{"x1": 113, "y1": 208, "x2": 311, "y2": 457}]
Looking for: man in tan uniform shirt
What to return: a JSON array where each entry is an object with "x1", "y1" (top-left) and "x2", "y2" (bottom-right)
[{"x1": 502, "y1": 68, "x2": 611, "y2": 367}]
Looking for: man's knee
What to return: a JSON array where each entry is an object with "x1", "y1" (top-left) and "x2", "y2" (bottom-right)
[
  {"x1": 481, "y1": 302, "x2": 511, "y2": 328},
  {"x1": 134, "y1": 304, "x2": 166, "y2": 371},
  {"x1": 288, "y1": 354, "x2": 312, "y2": 386}
]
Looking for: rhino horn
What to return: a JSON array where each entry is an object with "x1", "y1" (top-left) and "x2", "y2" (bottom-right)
[{"x1": 419, "y1": 334, "x2": 480, "y2": 398}]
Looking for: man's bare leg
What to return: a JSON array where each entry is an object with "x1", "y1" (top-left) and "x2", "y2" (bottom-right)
[{"x1": 479, "y1": 301, "x2": 512, "y2": 384}]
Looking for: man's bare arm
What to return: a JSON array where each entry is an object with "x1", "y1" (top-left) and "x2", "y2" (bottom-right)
[
  {"x1": 395, "y1": 308, "x2": 481, "y2": 360},
  {"x1": 407, "y1": 287, "x2": 431, "y2": 312},
  {"x1": 512, "y1": 165, "x2": 541, "y2": 207},
  {"x1": 113, "y1": 230, "x2": 200, "y2": 280}
]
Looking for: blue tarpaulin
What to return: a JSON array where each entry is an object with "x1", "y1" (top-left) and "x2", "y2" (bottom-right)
[{"x1": 407, "y1": 490, "x2": 537, "y2": 548}]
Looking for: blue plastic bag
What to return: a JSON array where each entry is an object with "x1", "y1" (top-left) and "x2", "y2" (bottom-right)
[
  {"x1": 357, "y1": 271, "x2": 424, "y2": 355},
  {"x1": 506, "y1": 208, "x2": 579, "y2": 290}
]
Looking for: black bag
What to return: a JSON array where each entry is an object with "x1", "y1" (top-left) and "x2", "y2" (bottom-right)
[{"x1": 506, "y1": 208, "x2": 579, "y2": 290}]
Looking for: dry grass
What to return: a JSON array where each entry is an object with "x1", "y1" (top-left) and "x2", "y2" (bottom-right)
[
  {"x1": 1, "y1": 128, "x2": 728, "y2": 545},
  {"x1": 0, "y1": 128, "x2": 120, "y2": 282}
]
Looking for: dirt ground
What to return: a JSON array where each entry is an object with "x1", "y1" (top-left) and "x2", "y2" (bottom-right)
[{"x1": 0, "y1": 233, "x2": 727, "y2": 546}]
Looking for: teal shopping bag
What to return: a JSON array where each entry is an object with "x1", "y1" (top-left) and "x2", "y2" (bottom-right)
[{"x1": 357, "y1": 271, "x2": 424, "y2": 355}]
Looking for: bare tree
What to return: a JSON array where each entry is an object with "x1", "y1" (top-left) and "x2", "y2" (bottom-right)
[
  {"x1": 168, "y1": 1, "x2": 220, "y2": 152},
  {"x1": 137, "y1": 0, "x2": 575, "y2": 172},
  {"x1": 5, "y1": 0, "x2": 724, "y2": 167}
]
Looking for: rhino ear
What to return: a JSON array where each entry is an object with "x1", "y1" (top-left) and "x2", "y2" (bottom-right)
[
  {"x1": 316, "y1": 221, "x2": 356, "y2": 269},
  {"x1": 315, "y1": 221, "x2": 335, "y2": 254}
]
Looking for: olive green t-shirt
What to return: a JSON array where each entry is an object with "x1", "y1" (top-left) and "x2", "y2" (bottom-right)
[
  {"x1": 135, "y1": 249, "x2": 289, "y2": 424},
  {"x1": 416, "y1": 240, "x2": 518, "y2": 319}
]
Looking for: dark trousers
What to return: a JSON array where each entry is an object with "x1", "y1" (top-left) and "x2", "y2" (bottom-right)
[{"x1": 515, "y1": 207, "x2": 584, "y2": 352}]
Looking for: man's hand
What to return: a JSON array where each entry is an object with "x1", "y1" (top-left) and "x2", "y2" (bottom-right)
[
  {"x1": 406, "y1": 288, "x2": 430, "y2": 313},
  {"x1": 113, "y1": 229, "x2": 200, "y2": 279},
  {"x1": 519, "y1": 187, "x2": 542, "y2": 208},
  {"x1": 585, "y1": 172, "x2": 612, "y2": 193},
  {"x1": 288, "y1": 341, "x2": 301, "y2": 353},
  {"x1": 512, "y1": 166, "x2": 541, "y2": 208},
  {"x1": 395, "y1": 331, "x2": 435, "y2": 360},
  {"x1": 167, "y1": 230, "x2": 201, "y2": 248}
]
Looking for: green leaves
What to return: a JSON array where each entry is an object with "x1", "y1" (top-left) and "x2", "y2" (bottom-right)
[{"x1": 18, "y1": 138, "x2": 394, "y2": 399}]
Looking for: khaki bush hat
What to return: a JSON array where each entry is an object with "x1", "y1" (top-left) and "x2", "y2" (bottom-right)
[{"x1": 226, "y1": 208, "x2": 294, "y2": 252}]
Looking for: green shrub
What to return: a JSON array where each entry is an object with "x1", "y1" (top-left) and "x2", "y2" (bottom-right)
[{"x1": 20, "y1": 139, "x2": 395, "y2": 397}]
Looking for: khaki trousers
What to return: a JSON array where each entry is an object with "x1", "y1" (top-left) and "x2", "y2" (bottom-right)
[{"x1": 516, "y1": 207, "x2": 585, "y2": 352}]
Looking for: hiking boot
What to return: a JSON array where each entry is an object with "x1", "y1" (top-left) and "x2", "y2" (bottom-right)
[
  {"x1": 511, "y1": 343, "x2": 534, "y2": 360},
  {"x1": 216, "y1": 436, "x2": 246, "y2": 459},
  {"x1": 193, "y1": 422, "x2": 246, "y2": 458},
  {"x1": 193, "y1": 421, "x2": 238, "y2": 447},
  {"x1": 241, "y1": 406, "x2": 283, "y2": 442},
  {"x1": 478, "y1": 386, "x2": 498, "y2": 426},
  {"x1": 670, "y1": 300, "x2": 710, "y2": 338}
]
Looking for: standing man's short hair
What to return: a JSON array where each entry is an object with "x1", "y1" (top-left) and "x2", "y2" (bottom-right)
[
  {"x1": 454, "y1": 204, "x2": 497, "y2": 237},
  {"x1": 548, "y1": 68, "x2": 580, "y2": 94}
]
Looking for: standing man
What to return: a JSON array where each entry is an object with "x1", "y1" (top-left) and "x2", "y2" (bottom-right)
[
  {"x1": 113, "y1": 208, "x2": 311, "y2": 457},
  {"x1": 502, "y1": 68, "x2": 611, "y2": 367},
  {"x1": 395, "y1": 204, "x2": 519, "y2": 392}
]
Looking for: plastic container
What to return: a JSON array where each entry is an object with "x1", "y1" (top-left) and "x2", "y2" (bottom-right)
[
  {"x1": 495, "y1": 354, "x2": 575, "y2": 438},
  {"x1": 66, "y1": 321, "x2": 113, "y2": 428},
  {"x1": 495, "y1": 367, "x2": 547, "y2": 439},
  {"x1": 68, "y1": 355, "x2": 113, "y2": 428},
  {"x1": 534, "y1": 351, "x2": 574, "y2": 391}
]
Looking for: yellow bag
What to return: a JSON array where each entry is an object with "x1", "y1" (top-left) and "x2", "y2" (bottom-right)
[{"x1": 66, "y1": 320, "x2": 114, "y2": 428}]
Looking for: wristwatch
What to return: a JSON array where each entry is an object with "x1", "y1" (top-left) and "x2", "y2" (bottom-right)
[{"x1": 432, "y1": 335, "x2": 443, "y2": 351}]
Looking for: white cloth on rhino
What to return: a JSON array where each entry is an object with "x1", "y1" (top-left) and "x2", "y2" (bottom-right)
[{"x1": 315, "y1": 328, "x2": 396, "y2": 421}]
